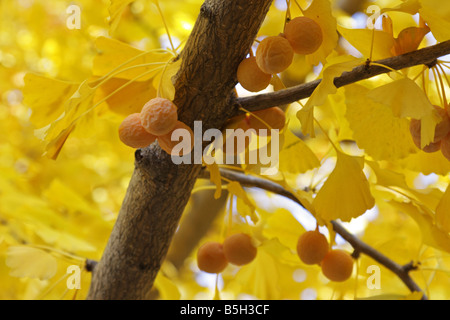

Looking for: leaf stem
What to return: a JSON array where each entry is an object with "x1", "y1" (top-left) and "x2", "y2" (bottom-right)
[{"x1": 154, "y1": 0, "x2": 176, "y2": 53}]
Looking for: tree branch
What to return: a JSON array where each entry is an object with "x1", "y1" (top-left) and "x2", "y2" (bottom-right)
[
  {"x1": 86, "y1": 0, "x2": 273, "y2": 300},
  {"x1": 235, "y1": 40, "x2": 450, "y2": 113},
  {"x1": 199, "y1": 167, "x2": 428, "y2": 300}
]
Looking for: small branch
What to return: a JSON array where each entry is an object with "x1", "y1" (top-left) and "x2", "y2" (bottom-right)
[
  {"x1": 199, "y1": 167, "x2": 428, "y2": 300},
  {"x1": 235, "y1": 40, "x2": 450, "y2": 113},
  {"x1": 330, "y1": 221, "x2": 427, "y2": 300},
  {"x1": 84, "y1": 259, "x2": 98, "y2": 272}
]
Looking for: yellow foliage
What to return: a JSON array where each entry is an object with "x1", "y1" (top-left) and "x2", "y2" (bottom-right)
[
  {"x1": 1, "y1": 0, "x2": 450, "y2": 301},
  {"x1": 298, "y1": 56, "x2": 363, "y2": 137},
  {"x1": 345, "y1": 83, "x2": 418, "y2": 160},
  {"x1": 313, "y1": 150, "x2": 375, "y2": 222},
  {"x1": 302, "y1": 0, "x2": 339, "y2": 66},
  {"x1": 6, "y1": 246, "x2": 58, "y2": 281}
]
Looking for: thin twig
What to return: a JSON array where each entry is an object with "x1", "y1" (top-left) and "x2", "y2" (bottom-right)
[
  {"x1": 199, "y1": 167, "x2": 428, "y2": 300},
  {"x1": 234, "y1": 40, "x2": 450, "y2": 113}
]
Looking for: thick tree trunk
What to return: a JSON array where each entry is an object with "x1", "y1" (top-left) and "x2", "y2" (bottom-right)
[{"x1": 87, "y1": 0, "x2": 273, "y2": 300}]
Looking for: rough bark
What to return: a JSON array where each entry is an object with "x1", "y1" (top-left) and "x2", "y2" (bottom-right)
[{"x1": 87, "y1": 0, "x2": 273, "y2": 300}]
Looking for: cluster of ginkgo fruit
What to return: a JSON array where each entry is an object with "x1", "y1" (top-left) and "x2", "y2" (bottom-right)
[
  {"x1": 118, "y1": 18, "x2": 322, "y2": 154},
  {"x1": 196, "y1": 233, "x2": 258, "y2": 274},
  {"x1": 237, "y1": 16, "x2": 323, "y2": 93},
  {"x1": 296, "y1": 228, "x2": 354, "y2": 282},
  {"x1": 118, "y1": 97, "x2": 193, "y2": 155},
  {"x1": 409, "y1": 105, "x2": 450, "y2": 160},
  {"x1": 197, "y1": 228, "x2": 354, "y2": 283}
]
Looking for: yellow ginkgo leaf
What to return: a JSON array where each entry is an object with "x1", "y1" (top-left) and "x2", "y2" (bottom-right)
[
  {"x1": 95, "y1": 77, "x2": 157, "y2": 116},
  {"x1": 108, "y1": 0, "x2": 135, "y2": 35},
  {"x1": 153, "y1": 272, "x2": 181, "y2": 300},
  {"x1": 401, "y1": 147, "x2": 450, "y2": 175},
  {"x1": 389, "y1": 200, "x2": 450, "y2": 253},
  {"x1": 366, "y1": 160, "x2": 410, "y2": 190},
  {"x1": 263, "y1": 208, "x2": 305, "y2": 249},
  {"x1": 366, "y1": 77, "x2": 438, "y2": 148},
  {"x1": 337, "y1": 26, "x2": 395, "y2": 60},
  {"x1": 35, "y1": 80, "x2": 96, "y2": 159},
  {"x1": 206, "y1": 162, "x2": 222, "y2": 199},
  {"x1": 367, "y1": 77, "x2": 434, "y2": 119},
  {"x1": 392, "y1": 26, "x2": 430, "y2": 56},
  {"x1": 419, "y1": 0, "x2": 450, "y2": 43},
  {"x1": 6, "y1": 246, "x2": 57, "y2": 280},
  {"x1": 93, "y1": 36, "x2": 172, "y2": 81},
  {"x1": 152, "y1": 58, "x2": 182, "y2": 101},
  {"x1": 35, "y1": 123, "x2": 76, "y2": 160},
  {"x1": 34, "y1": 225, "x2": 96, "y2": 254},
  {"x1": 419, "y1": 111, "x2": 441, "y2": 149},
  {"x1": 23, "y1": 73, "x2": 78, "y2": 128},
  {"x1": 231, "y1": 240, "x2": 280, "y2": 299},
  {"x1": 382, "y1": 0, "x2": 421, "y2": 15},
  {"x1": 313, "y1": 150, "x2": 375, "y2": 222},
  {"x1": 345, "y1": 84, "x2": 417, "y2": 160},
  {"x1": 279, "y1": 129, "x2": 320, "y2": 174},
  {"x1": 303, "y1": 0, "x2": 339, "y2": 66},
  {"x1": 367, "y1": 160, "x2": 443, "y2": 213},
  {"x1": 296, "y1": 107, "x2": 316, "y2": 138},
  {"x1": 227, "y1": 181, "x2": 257, "y2": 223},
  {"x1": 435, "y1": 184, "x2": 450, "y2": 233},
  {"x1": 297, "y1": 56, "x2": 363, "y2": 137}
]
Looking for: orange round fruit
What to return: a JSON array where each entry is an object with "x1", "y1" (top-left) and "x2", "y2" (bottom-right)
[
  {"x1": 296, "y1": 230, "x2": 329, "y2": 265},
  {"x1": 248, "y1": 107, "x2": 286, "y2": 135},
  {"x1": 223, "y1": 233, "x2": 257, "y2": 266},
  {"x1": 409, "y1": 106, "x2": 450, "y2": 153},
  {"x1": 118, "y1": 113, "x2": 157, "y2": 148},
  {"x1": 237, "y1": 56, "x2": 272, "y2": 92},
  {"x1": 255, "y1": 35, "x2": 294, "y2": 74},
  {"x1": 197, "y1": 242, "x2": 228, "y2": 274},
  {"x1": 140, "y1": 97, "x2": 178, "y2": 136},
  {"x1": 284, "y1": 16, "x2": 323, "y2": 55},
  {"x1": 321, "y1": 249, "x2": 354, "y2": 282},
  {"x1": 157, "y1": 120, "x2": 194, "y2": 156},
  {"x1": 410, "y1": 106, "x2": 450, "y2": 143},
  {"x1": 441, "y1": 133, "x2": 450, "y2": 161},
  {"x1": 433, "y1": 106, "x2": 450, "y2": 141},
  {"x1": 411, "y1": 133, "x2": 441, "y2": 153}
]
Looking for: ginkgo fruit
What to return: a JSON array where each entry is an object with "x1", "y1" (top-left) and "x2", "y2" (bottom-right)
[
  {"x1": 223, "y1": 233, "x2": 257, "y2": 266},
  {"x1": 140, "y1": 97, "x2": 178, "y2": 136},
  {"x1": 237, "y1": 56, "x2": 272, "y2": 92},
  {"x1": 157, "y1": 120, "x2": 194, "y2": 156},
  {"x1": 248, "y1": 107, "x2": 286, "y2": 134},
  {"x1": 284, "y1": 16, "x2": 323, "y2": 55},
  {"x1": 255, "y1": 35, "x2": 294, "y2": 74},
  {"x1": 321, "y1": 249, "x2": 354, "y2": 282},
  {"x1": 431, "y1": 106, "x2": 450, "y2": 141},
  {"x1": 296, "y1": 229, "x2": 329, "y2": 265},
  {"x1": 197, "y1": 242, "x2": 228, "y2": 274},
  {"x1": 118, "y1": 113, "x2": 157, "y2": 148},
  {"x1": 409, "y1": 106, "x2": 450, "y2": 152},
  {"x1": 441, "y1": 133, "x2": 450, "y2": 161}
]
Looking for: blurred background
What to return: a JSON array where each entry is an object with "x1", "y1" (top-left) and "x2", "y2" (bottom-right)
[{"x1": 1, "y1": 0, "x2": 449, "y2": 300}]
